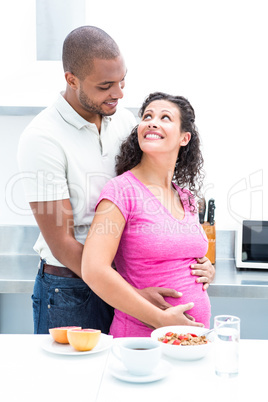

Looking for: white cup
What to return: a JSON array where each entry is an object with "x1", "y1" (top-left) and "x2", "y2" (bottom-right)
[
  {"x1": 214, "y1": 315, "x2": 240, "y2": 378},
  {"x1": 112, "y1": 337, "x2": 162, "y2": 376}
]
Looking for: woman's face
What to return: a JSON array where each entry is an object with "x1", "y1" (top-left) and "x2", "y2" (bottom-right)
[{"x1": 137, "y1": 99, "x2": 190, "y2": 156}]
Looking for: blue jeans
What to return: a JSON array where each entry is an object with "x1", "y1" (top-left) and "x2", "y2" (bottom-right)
[{"x1": 31, "y1": 260, "x2": 114, "y2": 334}]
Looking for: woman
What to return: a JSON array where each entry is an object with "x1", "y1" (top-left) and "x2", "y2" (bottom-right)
[{"x1": 82, "y1": 92, "x2": 211, "y2": 337}]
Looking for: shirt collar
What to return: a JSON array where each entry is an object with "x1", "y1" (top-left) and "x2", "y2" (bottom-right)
[{"x1": 55, "y1": 93, "x2": 112, "y2": 130}]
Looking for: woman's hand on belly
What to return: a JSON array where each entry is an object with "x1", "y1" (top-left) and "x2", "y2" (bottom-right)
[
  {"x1": 135, "y1": 287, "x2": 182, "y2": 310},
  {"x1": 139, "y1": 302, "x2": 202, "y2": 330},
  {"x1": 158, "y1": 302, "x2": 205, "y2": 328},
  {"x1": 190, "y1": 256, "x2": 215, "y2": 290}
]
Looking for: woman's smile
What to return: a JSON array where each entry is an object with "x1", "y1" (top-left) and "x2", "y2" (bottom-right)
[
  {"x1": 144, "y1": 132, "x2": 164, "y2": 140},
  {"x1": 138, "y1": 99, "x2": 189, "y2": 155}
]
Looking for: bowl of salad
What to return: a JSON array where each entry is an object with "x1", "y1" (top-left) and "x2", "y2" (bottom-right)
[{"x1": 151, "y1": 326, "x2": 213, "y2": 360}]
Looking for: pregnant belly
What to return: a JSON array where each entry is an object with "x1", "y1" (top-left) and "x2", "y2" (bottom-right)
[
  {"x1": 165, "y1": 280, "x2": 211, "y2": 328},
  {"x1": 119, "y1": 259, "x2": 211, "y2": 329},
  {"x1": 110, "y1": 278, "x2": 211, "y2": 338}
]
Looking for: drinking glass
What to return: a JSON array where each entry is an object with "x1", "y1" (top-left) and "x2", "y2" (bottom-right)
[{"x1": 214, "y1": 315, "x2": 240, "y2": 378}]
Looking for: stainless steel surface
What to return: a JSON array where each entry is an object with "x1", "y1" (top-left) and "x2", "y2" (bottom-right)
[
  {"x1": 0, "y1": 225, "x2": 39, "y2": 293},
  {"x1": 208, "y1": 259, "x2": 268, "y2": 298},
  {"x1": 0, "y1": 106, "x2": 45, "y2": 115},
  {"x1": 0, "y1": 225, "x2": 39, "y2": 254},
  {"x1": 1, "y1": 226, "x2": 268, "y2": 297},
  {"x1": 0, "y1": 255, "x2": 39, "y2": 293}
]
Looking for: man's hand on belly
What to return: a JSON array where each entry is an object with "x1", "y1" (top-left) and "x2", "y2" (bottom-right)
[
  {"x1": 135, "y1": 287, "x2": 182, "y2": 310},
  {"x1": 190, "y1": 257, "x2": 215, "y2": 290}
]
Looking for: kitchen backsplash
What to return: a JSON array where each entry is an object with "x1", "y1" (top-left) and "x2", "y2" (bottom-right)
[{"x1": 216, "y1": 230, "x2": 235, "y2": 259}]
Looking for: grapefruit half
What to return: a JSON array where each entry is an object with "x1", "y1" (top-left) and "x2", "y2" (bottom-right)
[
  {"x1": 67, "y1": 328, "x2": 101, "y2": 351},
  {"x1": 49, "y1": 326, "x2": 82, "y2": 344}
]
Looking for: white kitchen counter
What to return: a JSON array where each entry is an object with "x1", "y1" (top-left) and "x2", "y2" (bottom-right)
[
  {"x1": 100, "y1": 338, "x2": 266, "y2": 402},
  {"x1": 0, "y1": 334, "x2": 266, "y2": 402},
  {"x1": 0, "y1": 334, "x2": 110, "y2": 401}
]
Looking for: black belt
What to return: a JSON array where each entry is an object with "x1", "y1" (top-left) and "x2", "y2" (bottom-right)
[{"x1": 43, "y1": 263, "x2": 80, "y2": 279}]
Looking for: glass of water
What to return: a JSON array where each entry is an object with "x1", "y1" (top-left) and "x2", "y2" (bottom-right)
[{"x1": 214, "y1": 315, "x2": 240, "y2": 378}]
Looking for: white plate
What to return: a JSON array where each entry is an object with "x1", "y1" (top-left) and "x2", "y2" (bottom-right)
[
  {"x1": 108, "y1": 358, "x2": 172, "y2": 383},
  {"x1": 41, "y1": 333, "x2": 113, "y2": 355}
]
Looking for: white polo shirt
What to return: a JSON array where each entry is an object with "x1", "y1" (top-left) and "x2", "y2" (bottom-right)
[{"x1": 17, "y1": 94, "x2": 136, "y2": 266}]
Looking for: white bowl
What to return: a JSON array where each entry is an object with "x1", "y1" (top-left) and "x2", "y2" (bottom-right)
[{"x1": 151, "y1": 326, "x2": 213, "y2": 360}]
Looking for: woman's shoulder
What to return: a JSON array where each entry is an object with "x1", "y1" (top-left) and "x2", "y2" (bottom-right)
[
  {"x1": 97, "y1": 171, "x2": 140, "y2": 217},
  {"x1": 101, "y1": 171, "x2": 139, "y2": 195},
  {"x1": 107, "y1": 171, "x2": 135, "y2": 186}
]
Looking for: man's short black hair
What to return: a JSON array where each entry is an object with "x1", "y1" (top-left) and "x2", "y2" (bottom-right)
[{"x1": 62, "y1": 26, "x2": 120, "y2": 79}]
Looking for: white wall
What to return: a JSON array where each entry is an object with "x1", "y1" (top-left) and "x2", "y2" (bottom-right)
[
  {"x1": 0, "y1": 115, "x2": 36, "y2": 225},
  {"x1": 1, "y1": 0, "x2": 268, "y2": 229}
]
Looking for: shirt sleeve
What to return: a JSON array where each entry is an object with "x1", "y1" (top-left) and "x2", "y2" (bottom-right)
[
  {"x1": 95, "y1": 176, "x2": 136, "y2": 222},
  {"x1": 17, "y1": 126, "x2": 70, "y2": 202}
]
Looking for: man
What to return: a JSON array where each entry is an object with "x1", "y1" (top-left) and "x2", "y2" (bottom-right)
[{"x1": 18, "y1": 26, "x2": 214, "y2": 334}]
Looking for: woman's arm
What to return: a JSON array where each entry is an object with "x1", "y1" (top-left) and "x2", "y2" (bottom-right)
[{"x1": 81, "y1": 199, "x2": 204, "y2": 329}]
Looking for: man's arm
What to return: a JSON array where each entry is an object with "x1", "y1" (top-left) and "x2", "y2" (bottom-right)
[
  {"x1": 30, "y1": 198, "x2": 205, "y2": 312},
  {"x1": 30, "y1": 199, "x2": 83, "y2": 276}
]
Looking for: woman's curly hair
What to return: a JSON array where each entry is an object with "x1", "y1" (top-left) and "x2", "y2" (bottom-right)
[{"x1": 115, "y1": 92, "x2": 205, "y2": 207}]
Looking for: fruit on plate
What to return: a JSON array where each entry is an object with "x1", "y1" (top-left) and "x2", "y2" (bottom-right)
[
  {"x1": 67, "y1": 329, "x2": 101, "y2": 351},
  {"x1": 158, "y1": 332, "x2": 208, "y2": 346},
  {"x1": 49, "y1": 326, "x2": 82, "y2": 344}
]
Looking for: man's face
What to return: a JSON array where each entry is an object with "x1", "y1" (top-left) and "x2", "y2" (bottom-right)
[{"x1": 78, "y1": 55, "x2": 126, "y2": 117}]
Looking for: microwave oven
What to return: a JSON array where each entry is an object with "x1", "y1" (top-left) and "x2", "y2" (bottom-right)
[{"x1": 235, "y1": 220, "x2": 268, "y2": 269}]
